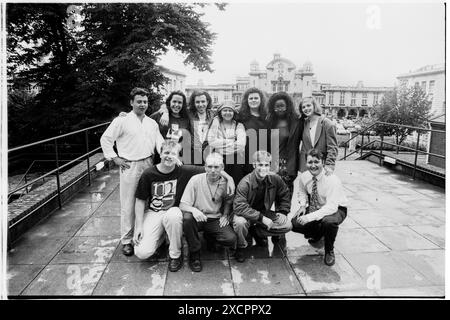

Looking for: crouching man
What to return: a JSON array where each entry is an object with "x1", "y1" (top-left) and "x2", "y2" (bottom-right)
[
  {"x1": 291, "y1": 148, "x2": 348, "y2": 266},
  {"x1": 180, "y1": 153, "x2": 237, "y2": 272},
  {"x1": 133, "y1": 140, "x2": 235, "y2": 272},
  {"x1": 233, "y1": 151, "x2": 292, "y2": 262}
]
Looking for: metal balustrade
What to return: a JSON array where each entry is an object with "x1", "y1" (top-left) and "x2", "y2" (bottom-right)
[
  {"x1": 7, "y1": 122, "x2": 111, "y2": 213},
  {"x1": 340, "y1": 121, "x2": 445, "y2": 180}
]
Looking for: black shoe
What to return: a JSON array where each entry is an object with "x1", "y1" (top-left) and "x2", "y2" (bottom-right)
[
  {"x1": 324, "y1": 250, "x2": 335, "y2": 266},
  {"x1": 122, "y1": 243, "x2": 134, "y2": 256},
  {"x1": 168, "y1": 255, "x2": 184, "y2": 272},
  {"x1": 235, "y1": 247, "x2": 246, "y2": 263},
  {"x1": 189, "y1": 251, "x2": 202, "y2": 272}
]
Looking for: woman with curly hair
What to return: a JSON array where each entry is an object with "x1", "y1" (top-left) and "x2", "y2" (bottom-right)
[
  {"x1": 150, "y1": 91, "x2": 190, "y2": 142},
  {"x1": 237, "y1": 87, "x2": 269, "y2": 175},
  {"x1": 298, "y1": 96, "x2": 338, "y2": 174},
  {"x1": 266, "y1": 92, "x2": 304, "y2": 197},
  {"x1": 186, "y1": 90, "x2": 215, "y2": 165}
]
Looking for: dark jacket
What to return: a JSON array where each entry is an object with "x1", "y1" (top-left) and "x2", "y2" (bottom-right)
[
  {"x1": 233, "y1": 171, "x2": 291, "y2": 222},
  {"x1": 269, "y1": 115, "x2": 304, "y2": 177}
]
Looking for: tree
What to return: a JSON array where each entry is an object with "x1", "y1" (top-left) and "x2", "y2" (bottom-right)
[
  {"x1": 372, "y1": 86, "x2": 432, "y2": 145},
  {"x1": 7, "y1": 3, "x2": 222, "y2": 146}
]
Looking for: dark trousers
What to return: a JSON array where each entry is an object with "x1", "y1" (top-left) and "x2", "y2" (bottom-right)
[
  {"x1": 291, "y1": 206, "x2": 347, "y2": 252},
  {"x1": 183, "y1": 211, "x2": 237, "y2": 253}
]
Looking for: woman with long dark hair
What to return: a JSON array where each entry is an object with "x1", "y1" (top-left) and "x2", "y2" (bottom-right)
[
  {"x1": 237, "y1": 87, "x2": 269, "y2": 176},
  {"x1": 266, "y1": 92, "x2": 303, "y2": 197},
  {"x1": 187, "y1": 90, "x2": 215, "y2": 165},
  {"x1": 150, "y1": 90, "x2": 190, "y2": 142}
]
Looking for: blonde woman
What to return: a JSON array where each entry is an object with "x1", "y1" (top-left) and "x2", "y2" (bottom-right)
[{"x1": 298, "y1": 97, "x2": 338, "y2": 174}]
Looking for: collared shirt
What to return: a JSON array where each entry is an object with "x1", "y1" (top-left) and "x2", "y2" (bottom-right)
[
  {"x1": 100, "y1": 111, "x2": 164, "y2": 161},
  {"x1": 297, "y1": 169, "x2": 348, "y2": 221}
]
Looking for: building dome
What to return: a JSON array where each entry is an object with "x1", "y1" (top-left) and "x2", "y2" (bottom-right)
[
  {"x1": 303, "y1": 61, "x2": 313, "y2": 72},
  {"x1": 250, "y1": 60, "x2": 259, "y2": 72}
]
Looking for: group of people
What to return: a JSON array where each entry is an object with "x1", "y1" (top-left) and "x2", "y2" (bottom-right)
[{"x1": 100, "y1": 86, "x2": 348, "y2": 273}]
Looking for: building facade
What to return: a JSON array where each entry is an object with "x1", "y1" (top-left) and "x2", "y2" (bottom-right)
[
  {"x1": 321, "y1": 81, "x2": 392, "y2": 119},
  {"x1": 159, "y1": 66, "x2": 186, "y2": 96},
  {"x1": 185, "y1": 82, "x2": 235, "y2": 106},
  {"x1": 397, "y1": 63, "x2": 445, "y2": 119}
]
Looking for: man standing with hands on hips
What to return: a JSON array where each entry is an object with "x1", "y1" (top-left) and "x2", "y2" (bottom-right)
[
  {"x1": 291, "y1": 148, "x2": 348, "y2": 266},
  {"x1": 100, "y1": 87, "x2": 164, "y2": 256}
]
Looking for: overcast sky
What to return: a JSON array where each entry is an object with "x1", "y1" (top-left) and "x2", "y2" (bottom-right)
[{"x1": 158, "y1": 2, "x2": 445, "y2": 87}]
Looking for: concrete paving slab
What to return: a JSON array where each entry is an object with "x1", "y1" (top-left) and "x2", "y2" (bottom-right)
[
  {"x1": 312, "y1": 290, "x2": 378, "y2": 297},
  {"x1": 70, "y1": 191, "x2": 109, "y2": 204},
  {"x1": 392, "y1": 209, "x2": 444, "y2": 227},
  {"x1": 339, "y1": 216, "x2": 361, "y2": 229},
  {"x1": 288, "y1": 254, "x2": 366, "y2": 294},
  {"x1": 82, "y1": 174, "x2": 119, "y2": 193},
  {"x1": 93, "y1": 261, "x2": 167, "y2": 296},
  {"x1": 51, "y1": 236, "x2": 120, "y2": 264},
  {"x1": 164, "y1": 260, "x2": 234, "y2": 296},
  {"x1": 93, "y1": 199, "x2": 121, "y2": 217},
  {"x1": 284, "y1": 231, "x2": 327, "y2": 257},
  {"x1": 25, "y1": 216, "x2": 87, "y2": 239},
  {"x1": 110, "y1": 242, "x2": 168, "y2": 263},
  {"x1": 239, "y1": 242, "x2": 286, "y2": 259},
  {"x1": 334, "y1": 228, "x2": 390, "y2": 254},
  {"x1": 8, "y1": 236, "x2": 68, "y2": 265},
  {"x1": 7, "y1": 264, "x2": 45, "y2": 296},
  {"x1": 405, "y1": 199, "x2": 445, "y2": 209},
  {"x1": 230, "y1": 258, "x2": 303, "y2": 296},
  {"x1": 75, "y1": 216, "x2": 120, "y2": 237},
  {"x1": 343, "y1": 252, "x2": 433, "y2": 290},
  {"x1": 181, "y1": 235, "x2": 229, "y2": 261},
  {"x1": 396, "y1": 249, "x2": 445, "y2": 286},
  {"x1": 357, "y1": 191, "x2": 413, "y2": 209},
  {"x1": 377, "y1": 286, "x2": 444, "y2": 297},
  {"x1": 53, "y1": 202, "x2": 100, "y2": 218},
  {"x1": 409, "y1": 225, "x2": 445, "y2": 248},
  {"x1": 351, "y1": 210, "x2": 405, "y2": 228},
  {"x1": 22, "y1": 263, "x2": 107, "y2": 296},
  {"x1": 367, "y1": 226, "x2": 439, "y2": 251}
]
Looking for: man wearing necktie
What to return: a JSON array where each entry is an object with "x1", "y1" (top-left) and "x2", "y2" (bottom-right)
[{"x1": 292, "y1": 148, "x2": 348, "y2": 266}]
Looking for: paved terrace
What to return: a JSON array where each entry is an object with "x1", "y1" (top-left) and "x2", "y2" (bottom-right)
[{"x1": 7, "y1": 160, "x2": 445, "y2": 297}]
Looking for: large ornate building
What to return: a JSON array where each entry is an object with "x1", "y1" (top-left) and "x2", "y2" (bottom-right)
[{"x1": 185, "y1": 53, "x2": 395, "y2": 119}]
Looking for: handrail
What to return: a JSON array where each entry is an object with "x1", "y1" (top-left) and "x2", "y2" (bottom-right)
[
  {"x1": 340, "y1": 121, "x2": 445, "y2": 180},
  {"x1": 340, "y1": 140, "x2": 377, "y2": 160},
  {"x1": 8, "y1": 122, "x2": 110, "y2": 153},
  {"x1": 8, "y1": 146, "x2": 103, "y2": 196},
  {"x1": 7, "y1": 122, "x2": 110, "y2": 218},
  {"x1": 376, "y1": 121, "x2": 445, "y2": 133}
]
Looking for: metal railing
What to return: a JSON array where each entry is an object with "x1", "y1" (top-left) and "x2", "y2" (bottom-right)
[
  {"x1": 7, "y1": 122, "x2": 110, "y2": 225},
  {"x1": 340, "y1": 121, "x2": 445, "y2": 180}
]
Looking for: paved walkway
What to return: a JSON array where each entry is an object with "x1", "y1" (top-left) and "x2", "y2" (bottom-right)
[{"x1": 7, "y1": 160, "x2": 445, "y2": 297}]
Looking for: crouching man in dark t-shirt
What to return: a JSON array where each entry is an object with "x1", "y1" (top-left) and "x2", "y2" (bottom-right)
[{"x1": 134, "y1": 140, "x2": 235, "y2": 272}]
